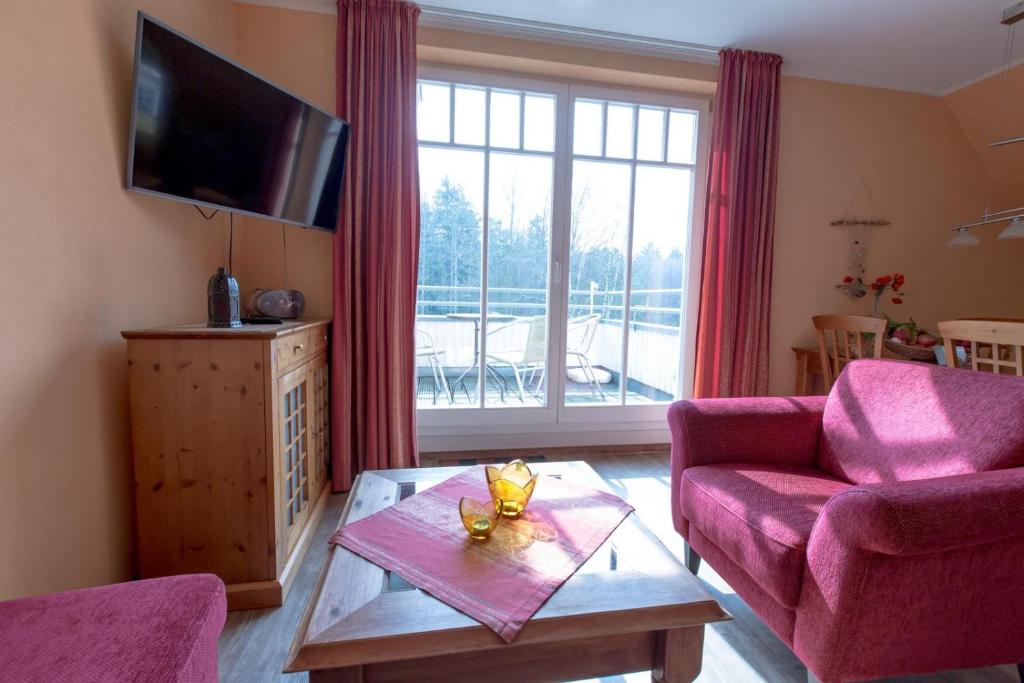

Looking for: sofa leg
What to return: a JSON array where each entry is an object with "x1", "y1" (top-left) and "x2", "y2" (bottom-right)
[{"x1": 684, "y1": 543, "x2": 701, "y2": 575}]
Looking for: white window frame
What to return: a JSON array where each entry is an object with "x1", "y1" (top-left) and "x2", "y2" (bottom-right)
[
  {"x1": 415, "y1": 66, "x2": 568, "y2": 431},
  {"x1": 556, "y1": 84, "x2": 710, "y2": 426},
  {"x1": 415, "y1": 65, "x2": 710, "y2": 450}
]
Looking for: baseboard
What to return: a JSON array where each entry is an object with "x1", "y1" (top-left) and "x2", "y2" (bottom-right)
[
  {"x1": 225, "y1": 480, "x2": 331, "y2": 611},
  {"x1": 226, "y1": 579, "x2": 283, "y2": 611},
  {"x1": 421, "y1": 442, "x2": 669, "y2": 465}
]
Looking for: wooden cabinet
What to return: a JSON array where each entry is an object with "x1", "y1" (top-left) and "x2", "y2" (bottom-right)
[{"x1": 122, "y1": 319, "x2": 331, "y2": 610}]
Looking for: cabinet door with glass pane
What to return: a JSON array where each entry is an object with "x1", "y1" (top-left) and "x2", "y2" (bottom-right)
[
  {"x1": 278, "y1": 363, "x2": 312, "y2": 555},
  {"x1": 309, "y1": 353, "x2": 330, "y2": 496}
]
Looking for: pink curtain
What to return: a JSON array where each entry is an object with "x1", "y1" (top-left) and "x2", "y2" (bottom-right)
[
  {"x1": 693, "y1": 49, "x2": 783, "y2": 398},
  {"x1": 331, "y1": 0, "x2": 420, "y2": 491}
]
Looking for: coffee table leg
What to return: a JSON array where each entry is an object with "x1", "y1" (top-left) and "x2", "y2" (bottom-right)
[
  {"x1": 310, "y1": 666, "x2": 363, "y2": 682},
  {"x1": 652, "y1": 625, "x2": 705, "y2": 683}
]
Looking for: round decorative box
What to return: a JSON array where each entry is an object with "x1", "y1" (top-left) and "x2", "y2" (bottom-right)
[{"x1": 242, "y1": 288, "x2": 306, "y2": 319}]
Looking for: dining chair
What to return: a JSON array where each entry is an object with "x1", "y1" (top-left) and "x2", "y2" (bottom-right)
[
  {"x1": 812, "y1": 314, "x2": 887, "y2": 392},
  {"x1": 937, "y1": 319, "x2": 1024, "y2": 376}
]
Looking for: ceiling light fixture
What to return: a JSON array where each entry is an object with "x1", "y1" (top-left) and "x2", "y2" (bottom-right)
[
  {"x1": 947, "y1": 228, "x2": 981, "y2": 248},
  {"x1": 998, "y1": 215, "x2": 1024, "y2": 239},
  {"x1": 946, "y1": 4, "x2": 1024, "y2": 247}
]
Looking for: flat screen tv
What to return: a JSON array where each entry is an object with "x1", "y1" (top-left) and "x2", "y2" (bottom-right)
[{"x1": 126, "y1": 13, "x2": 349, "y2": 232}]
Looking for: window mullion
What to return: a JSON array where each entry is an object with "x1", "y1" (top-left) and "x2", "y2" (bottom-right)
[
  {"x1": 448, "y1": 83, "x2": 456, "y2": 144},
  {"x1": 551, "y1": 88, "x2": 574, "y2": 417},
  {"x1": 478, "y1": 89, "x2": 492, "y2": 409},
  {"x1": 518, "y1": 91, "x2": 526, "y2": 150},
  {"x1": 600, "y1": 100, "x2": 608, "y2": 158},
  {"x1": 661, "y1": 108, "x2": 670, "y2": 162},
  {"x1": 618, "y1": 110, "x2": 642, "y2": 406}
]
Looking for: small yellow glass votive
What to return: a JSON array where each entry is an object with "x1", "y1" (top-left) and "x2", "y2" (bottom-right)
[
  {"x1": 459, "y1": 496, "x2": 501, "y2": 540},
  {"x1": 485, "y1": 460, "x2": 538, "y2": 519}
]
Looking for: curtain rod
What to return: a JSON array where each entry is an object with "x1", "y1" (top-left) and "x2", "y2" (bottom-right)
[
  {"x1": 950, "y1": 213, "x2": 1024, "y2": 231},
  {"x1": 416, "y1": 4, "x2": 722, "y2": 62}
]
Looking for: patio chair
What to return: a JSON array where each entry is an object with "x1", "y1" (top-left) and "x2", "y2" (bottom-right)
[
  {"x1": 485, "y1": 315, "x2": 547, "y2": 401},
  {"x1": 415, "y1": 328, "x2": 452, "y2": 404},
  {"x1": 566, "y1": 314, "x2": 605, "y2": 399}
]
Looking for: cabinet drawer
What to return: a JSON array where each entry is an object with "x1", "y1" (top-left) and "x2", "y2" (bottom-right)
[{"x1": 275, "y1": 325, "x2": 328, "y2": 375}]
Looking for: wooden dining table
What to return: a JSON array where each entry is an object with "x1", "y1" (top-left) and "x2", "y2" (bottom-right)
[
  {"x1": 791, "y1": 344, "x2": 938, "y2": 395},
  {"x1": 794, "y1": 318, "x2": 1024, "y2": 395}
]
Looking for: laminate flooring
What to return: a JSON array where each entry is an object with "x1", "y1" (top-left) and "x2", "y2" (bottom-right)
[{"x1": 219, "y1": 452, "x2": 1018, "y2": 683}]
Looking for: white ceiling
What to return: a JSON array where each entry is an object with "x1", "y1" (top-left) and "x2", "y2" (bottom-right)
[
  {"x1": 241, "y1": 0, "x2": 1024, "y2": 95},
  {"x1": 421, "y1": 0, "x2": 1024, "y2": 95}
]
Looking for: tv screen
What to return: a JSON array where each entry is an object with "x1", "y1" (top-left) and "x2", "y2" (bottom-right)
[{"x1": 126, "y1": 13, "x2": 349, "y2": 232}]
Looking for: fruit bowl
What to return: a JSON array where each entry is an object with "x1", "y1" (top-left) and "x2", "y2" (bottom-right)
[
  {"x1": 884, "y1": 338, "x2": 936, "y2": 361},
  {"x1": 884, "y1": 316, "x2": 939, "y2": 362}
]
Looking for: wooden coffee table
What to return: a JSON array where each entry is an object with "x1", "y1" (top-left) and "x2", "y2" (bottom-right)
[{"x1": 285, "y1": 461, "x2": 730, "y2": 682}]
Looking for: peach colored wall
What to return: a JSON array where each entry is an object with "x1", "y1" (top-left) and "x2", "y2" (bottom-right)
[
  {"x1": 772, "y1": 77, "x2": 1024, "y2": 396},
  {"x1": 231, "y1": 5, "x2": 336, "y2": 318},
  {"x1": 944, "y1": 63, "x2": 1024, "y2": 211},
  {"x1": 0, "y1": 0, "x2": 238, "y2": 600}
]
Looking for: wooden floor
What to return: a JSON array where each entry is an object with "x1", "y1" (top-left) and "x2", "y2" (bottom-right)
[{"x1": 219, "y1": 452, "x2": 1019, "y2": 683}]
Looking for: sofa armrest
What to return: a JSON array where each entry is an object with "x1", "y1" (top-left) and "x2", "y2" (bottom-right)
[
  {"x1": 669, "y1": 396, "x2": 827, "y2": 535},
  {"x1": 797, "y1": 468, "x2": 1024, "y2": 680},
  {"x1": 669, "y1": 396, "x2": 827, "y2": 470},
  {"x1": 810, "y1": 468, "x2": 1024, "y2": 556}
]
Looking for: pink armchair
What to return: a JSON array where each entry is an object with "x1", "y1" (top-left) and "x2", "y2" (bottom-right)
[
  {"x1": 669, "y1": 359, "x2": 1024, "y2": 683},
  {"x1": 0, "y1": 574, "x2": 226, "y2": 681}
]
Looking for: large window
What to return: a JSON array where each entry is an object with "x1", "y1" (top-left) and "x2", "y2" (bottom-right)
[{"x1": 414, "y1": 68, "x2": 708, "y2": 440}]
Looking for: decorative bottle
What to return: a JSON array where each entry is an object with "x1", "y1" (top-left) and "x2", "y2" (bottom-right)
[{"x1": 207, "y1": 267, "x2": 242, "y2": 328}]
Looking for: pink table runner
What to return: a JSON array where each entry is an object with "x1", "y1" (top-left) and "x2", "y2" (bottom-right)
[{"x1": 331, "y1": 466, "x2": 634, "y2": 642}]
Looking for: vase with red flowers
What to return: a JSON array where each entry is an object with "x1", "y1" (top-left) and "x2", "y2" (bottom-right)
[{"x1": 837, "y1": 272, "x2": 906, "y2": 317}]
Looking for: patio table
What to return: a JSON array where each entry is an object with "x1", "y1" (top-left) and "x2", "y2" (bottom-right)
[{"x1": 445, "y1": 312, "x2": 516, "y2": 399}]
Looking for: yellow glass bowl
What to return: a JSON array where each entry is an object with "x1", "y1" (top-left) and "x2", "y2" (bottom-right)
[
  {"x1": 485, "y1": 460, "x2": 538, "y2": 519},
  {"x1": 459, "y1": 496, "x2": 501, "y2": 540}
]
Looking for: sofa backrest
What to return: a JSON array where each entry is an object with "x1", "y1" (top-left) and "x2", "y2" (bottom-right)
[{"x1": 818, "y1": 359, "x2": 1024, "y2": 484}]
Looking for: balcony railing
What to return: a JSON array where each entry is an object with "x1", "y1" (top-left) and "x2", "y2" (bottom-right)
[{"x1": 415, "y1": 285, "x2": 683, "y2": 403}]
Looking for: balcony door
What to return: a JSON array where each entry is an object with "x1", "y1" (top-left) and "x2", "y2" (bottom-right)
[
  {"x1": 415, "y1": 69, "x2": 563, "y2": 428},
  {"x1": 557, "y1": 86, "x2": 706, "y2": 424},
  {"x1": 414, "y1": 67, "x2": 708, "y2": 442}
]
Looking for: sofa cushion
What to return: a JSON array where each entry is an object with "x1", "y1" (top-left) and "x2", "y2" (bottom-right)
[
  {"x1": 682, "y1": 464, "x2": 851, "y2": 608},
  {"x1": 0, "y1": 574, "x2": 226, "y2": 682},
  {"x1": 819, "y1": 359, "x2": 1024, "y2": 485}
]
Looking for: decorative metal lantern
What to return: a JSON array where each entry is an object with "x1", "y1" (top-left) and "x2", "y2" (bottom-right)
[{"x1": 207, "y1": 267, "x2": 242, "y2": 328}]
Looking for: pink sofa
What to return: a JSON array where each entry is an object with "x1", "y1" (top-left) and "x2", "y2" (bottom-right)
[
  {"x1": 0, "y1": 574, "x2": 226, "y2": 682},
  {"x1": 670, "y1": 359, "x2": 1024, "y2": 683}
]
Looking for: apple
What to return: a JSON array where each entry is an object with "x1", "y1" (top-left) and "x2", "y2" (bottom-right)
[
  {"x1": 916, "y1": 334, "x2": 937, "y2": 348},
  {"x1": 893, "y1": 327, "x2": 911, "y2": 343}
]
